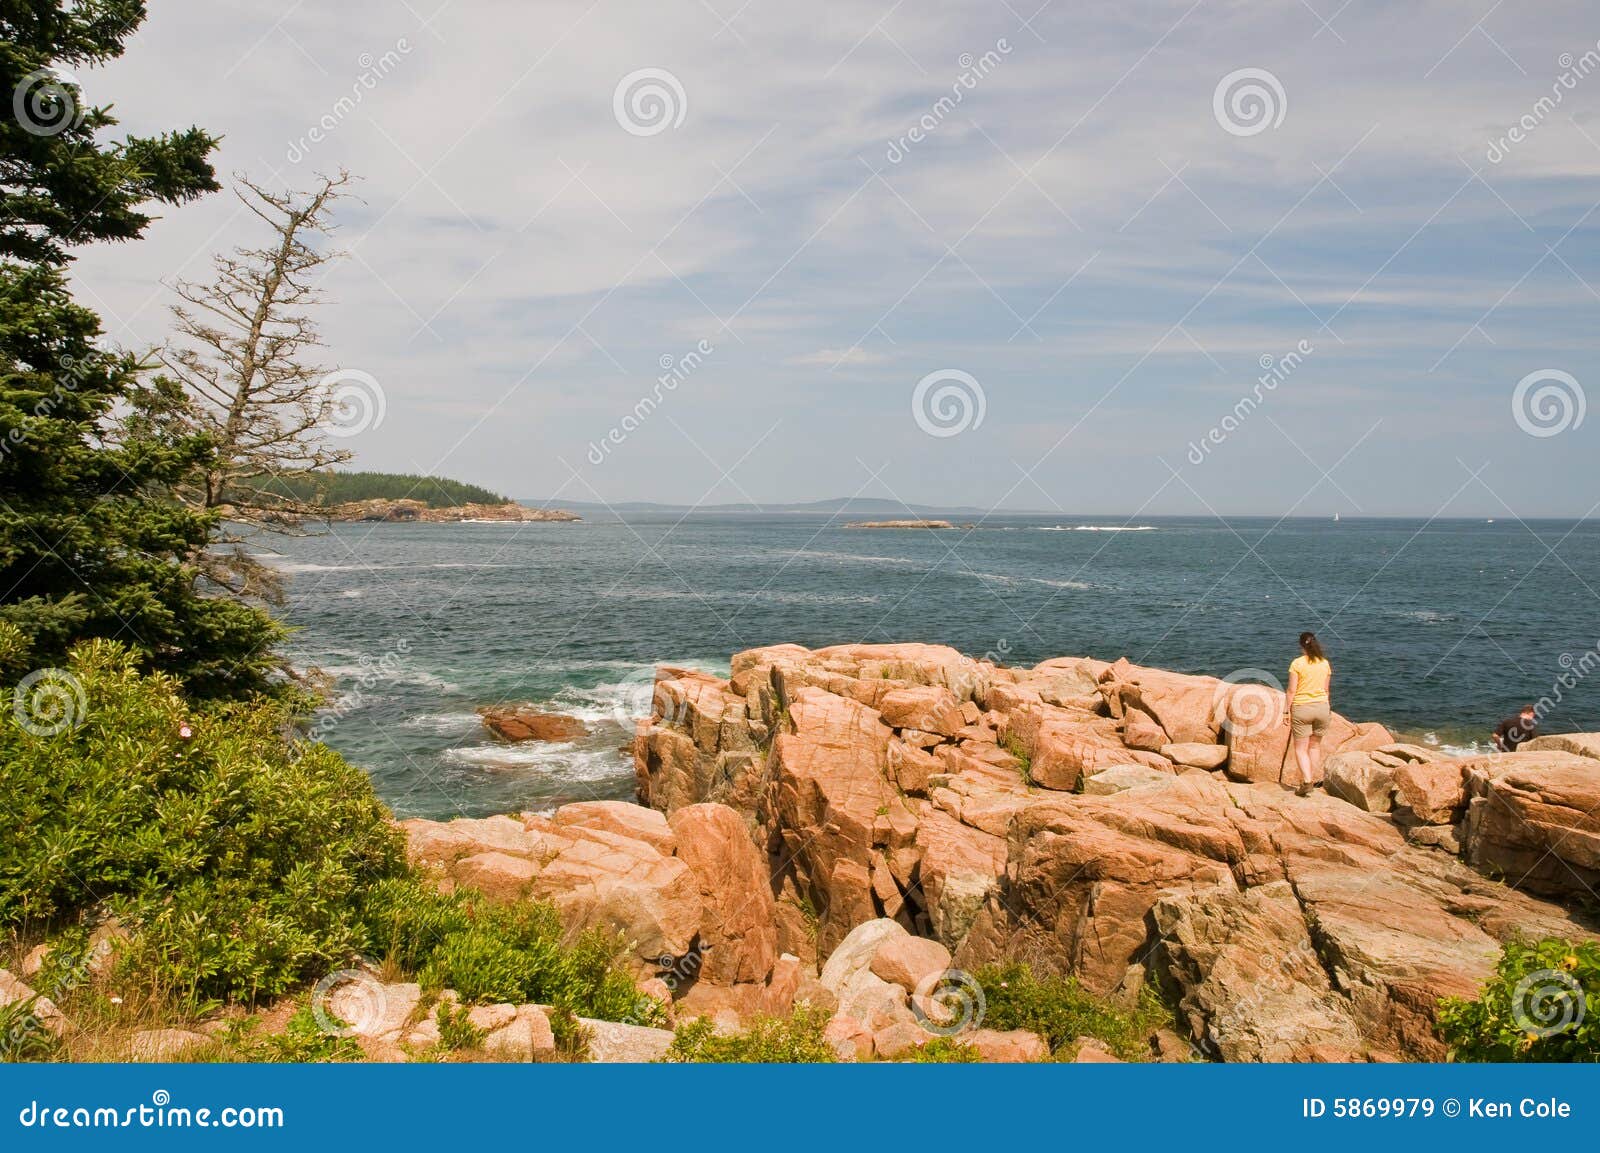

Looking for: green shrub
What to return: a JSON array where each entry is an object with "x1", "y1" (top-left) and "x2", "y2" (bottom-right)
[
  {"x1": 1437, "y1": 938, "x2": 1599, "y2": 1062},
  {"x1": 0, "y1": 998, "x2": 63, "y2": 1063},
  {"x1": 421, "y1": 929, "x2": 549, "y2": 1004},
  {"x1": 662, "y1": 1006, "x2": 837, "y2": 1063},
  {"x1": 974, "y1": 962, "x2": 1170, "y2": 1061},
  {"x1": 221, "y1": 1005, "x2": 363, "y2": 1063},
  {"x1": 357, "y1": 878, "x2": 474, "y2": 972},
  {"x1": 362, "y1": 879, "x2": 662, "y2": 1026},
  {"x1": 0, "y1": 642, "x2": 661, "y2": 1039},
  {"x1": 435, "y1": 1002, "x2": 484, "y2": 1052},
  {"x1": 0, "y1": 642, "x2": 407, "y2": 1007},
  {"x1": 548, "y1": 1004, "x2": 592, "y2": 1061},
  {"x1": 909, "y1": 1036, "x2": 981, "y2": 1062}
]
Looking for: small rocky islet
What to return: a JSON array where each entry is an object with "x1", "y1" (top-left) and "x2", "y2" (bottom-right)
[{"x1": 394, "y1": 642, "x2": 1599, "y2": 1062}]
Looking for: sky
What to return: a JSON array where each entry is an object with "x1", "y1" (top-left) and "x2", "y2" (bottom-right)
[{"x1": 69, "y1": 0, "x2": 1600, "y2": 516}]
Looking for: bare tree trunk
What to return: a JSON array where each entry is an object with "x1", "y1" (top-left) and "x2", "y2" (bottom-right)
[{"x1": 158, "y1": 171, "x2": 356, "y2": 601}]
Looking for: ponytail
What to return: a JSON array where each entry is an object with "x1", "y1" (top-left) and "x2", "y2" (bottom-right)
[{"x1": 1299, "y1": 631, "x2": 1326, "y2": 662}]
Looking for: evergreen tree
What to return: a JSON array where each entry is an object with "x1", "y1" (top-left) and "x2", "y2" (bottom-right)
[{"x1": 1, "y1": 1, "x2": 281, "y2": 696}]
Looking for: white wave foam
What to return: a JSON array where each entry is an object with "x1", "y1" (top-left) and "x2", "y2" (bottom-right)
[
  {"x1": 782, "y1": 549, "x2": 923, "y2": 567},
  {"x1": 270, "y1": 561, "x2": 405, "y2": 573},
  {"x1": 1030, "y1": 577, "x2": 1092, "y2": 590},
  {"x1": 546, "y1": 661, "x2": 726, "y2": 724},
  {"x1": 1421, "y1": 732, "x2": 1489, "y2": 757},
  {"x1": 341, "y1": 589, "x2": 363, "y2": 598},
  {"x1": 402, "y1": 711, "x2": 484, "y2": 735},
  {"x1": 314, "y1": 662, "x2": 460, "y2": 693},
  {"x1": 1036, "y1": 525, "x2": 1157, "y2": 532},
  {"x1": 745, "y1": 590, "x2": 882, "y2": 605},
  {"x1": 444, "y1": 744, "x2": 628, "y2": 782}
]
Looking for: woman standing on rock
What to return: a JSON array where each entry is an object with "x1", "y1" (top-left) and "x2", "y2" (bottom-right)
[{"x1": 1285, "y1": 631, "x2": 1332, "y2": 797}]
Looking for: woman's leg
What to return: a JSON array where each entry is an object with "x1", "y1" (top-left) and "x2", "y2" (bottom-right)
[
  {"x1": 1307, "y1": 734, "x2": 1324, "y2": 784},
  {"x1": 1292, "y1": 734, "x2": 1312, "y2": 788}
]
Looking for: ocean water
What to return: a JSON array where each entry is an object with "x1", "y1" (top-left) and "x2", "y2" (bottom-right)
[{"x1": 264, "y1": 515, "x2": 1600, "y2": 820}]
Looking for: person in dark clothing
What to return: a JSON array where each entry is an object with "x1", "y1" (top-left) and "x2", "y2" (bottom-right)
[{"x1": 1492, "y1": 704, "x2": 1539, "y2": 752}]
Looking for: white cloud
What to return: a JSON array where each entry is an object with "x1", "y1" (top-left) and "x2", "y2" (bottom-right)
[{"x1": 60, "y1": 0, "x2": 1600, "y2": 514}]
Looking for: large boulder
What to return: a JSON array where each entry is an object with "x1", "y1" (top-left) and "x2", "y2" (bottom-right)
[
  {"x1": 1154, "y1": 881, "x2": 1366, "y2": 1062},
  {"x1": 818, "y1": 920, "x2": 922, "y2": 1036},
  {"x1": 913, "y1": 809, "x2": 1007, "y2": 948},
  {"x1": 1522, "y1": 733, "x2": 1600, "y2": 760},
  {"x1": 1162, "y1": 742, "x2": 1228, "y2": 770},
  {"x1": 877, "y1": 685, "x2": 966, "y2": 736},
  {"x1": 553, "y1": 800, "x2": 676, "y2": 854},
  {"x1": 667, "y1": 803, "x2": 778, "y2": 985},
  {"x1": 770, "y1": 687, "x2": 895, "y2": 954},
  {"x1": 0, "y1": 969, "x2": 66, "y2": 1037},
  {"x1": 1462, "y1": 752, "x2": 1600, "y2": 899},
  {"x1": 1014, "y1": 710, "x2": 1167, "y2": 792},
  {"x1": 525, "y1": 818, "x2": 704, "y2": 968},
  {"x1": 1390, "y1": 761, "x2": 1468, "y2": 826},
  {"x1": 1101, "y1": 661, "x2": 1226, "y2": 745},
  {"x1": 403, "y1": 809, "x2": 705, "y2": 972},
  {"x1": 1003, "y1": 775, "x2": 1243, "y2": 992},
  {"x1": 477, "y1": 705, "x2": 587, "y2": 742},
  {"x1": 582, "y1": 1018, "x2": 675, "y2": 1062}
]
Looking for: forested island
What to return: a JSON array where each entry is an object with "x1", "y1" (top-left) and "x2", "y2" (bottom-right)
[{"x1": 268, "y1": 470, "x2": 514, "y2": 509}]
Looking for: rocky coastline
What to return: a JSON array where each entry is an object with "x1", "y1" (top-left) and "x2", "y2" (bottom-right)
[
  {"x1": 320, "y1": 499, "x2": 580, "y2": 523},
  {"x1": 398, "y1": 642, "x2": 1599, "y2": 1062}
]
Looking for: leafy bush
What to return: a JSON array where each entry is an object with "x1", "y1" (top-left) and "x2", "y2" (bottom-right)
[
  {"x1": 435, "y1": 1002, "x2": 485, "y2": 1052},
  {"x1": 662, "y1": 1007, "x2": 837, "y2": 1063},
  {"x1": 361, "y1": 878, "x2": 662, "y2": 1025},
  {"x1": 974, "y1": 962, "x2": 1170, "y2": 1061},
  {"x1": 548, "y1": 1004, "x2": 593, "y2": 1061},
  {"x1": 221, "y1": 1005, "x2": 363, "y2": 1063},
  {"x1": 0, "y1": 642, "x2": 406, "y2": 1006},
  {"x1": 909, "y1": 1036, "x2": 981, "y2": 1062},
  {"x1": 1437, "y1": 938, "x2": 1599, "y2": 1062},
  {"x1": 0, "y1": 998, "x2": 63, "y2": 1063}
]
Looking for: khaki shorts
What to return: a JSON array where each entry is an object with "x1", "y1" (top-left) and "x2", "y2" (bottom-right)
[{"x1": 1290, "y1": 700, "x2": 1331, "y2": 738}]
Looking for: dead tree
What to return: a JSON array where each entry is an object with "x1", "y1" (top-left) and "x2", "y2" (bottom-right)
[{"x1": 159, "y1": 170, "x2": 355, "y2": 600}]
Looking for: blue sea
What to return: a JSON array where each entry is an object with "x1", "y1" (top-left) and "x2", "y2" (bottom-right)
[{"x1": 261, "y1": 515, "x2": 1600, "y2": 820}]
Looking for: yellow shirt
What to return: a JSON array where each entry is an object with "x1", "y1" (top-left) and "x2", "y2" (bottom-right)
[{"x1": 1289, "y1": 656, "x2": 1331, "y2": 705}]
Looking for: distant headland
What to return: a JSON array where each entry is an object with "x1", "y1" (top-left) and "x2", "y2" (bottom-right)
[{"x1": 276, "y1": 471, "x2": 581, "y2": 523}]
